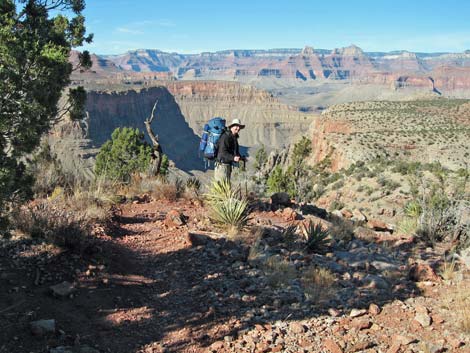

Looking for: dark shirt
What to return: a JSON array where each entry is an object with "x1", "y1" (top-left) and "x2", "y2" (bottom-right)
[{"x1": 216, "y1": 131, "x2": 240, "y2": 164}]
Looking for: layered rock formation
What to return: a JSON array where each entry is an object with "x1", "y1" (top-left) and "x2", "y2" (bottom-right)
[
  {"x1": 78, "y1": 46, "x2": 470, "y2": 93},
  {"x1": 54, "y1": 81, "x2": 316, "y2": 175}
]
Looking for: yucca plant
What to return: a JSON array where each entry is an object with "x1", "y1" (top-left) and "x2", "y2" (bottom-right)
[
  {"x1": 206, "y1": 179, "x2": 240, "y2": 203},
  {"x1": 302, "y1": 220, "x2": 331, "y2": 253},
  {"x1": 281, "y1": 224, "x2": 298, "y2": 244},
  {"x1": 186, "y1": 177, "x2": 201, "y2": 194},
  {"x1": 205, "y1": 179, "x2": 250, "y2": 231},
  {"x1": 210, "y1": 197, "x2": 250, "y2": 229},
  {"x1": 404, "y1": 200, "x2": 422, "y2": 219}
]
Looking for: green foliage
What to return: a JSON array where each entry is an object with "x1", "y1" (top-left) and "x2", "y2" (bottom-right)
[
  {"x1": 0, "y1": 0, "x2": 92, "y2": 230},
  {"x1": 160, "y1": 154, "x2": 169, "y2": 176},
  {"x1": 404, "y1": 200, "x2": 422, "y2": 218},
  {"x1": 301, "y1": 220, "x2": 331, "y2": 253},
  {"x1": 205, "y1": 179, "x2": 250, "y2": 231},
  {"x1": 186, "y1": 177, "x2": 201, "y2": 193},
  {"x1": 254, "y1": 144, "x2": 268, "y2": 171},
  {"x1": 95, "y1": 127, "x2": 153, "y2": 183},
  {"x1": 266, "y1": 165, "x2": 294, "y2": 195}
]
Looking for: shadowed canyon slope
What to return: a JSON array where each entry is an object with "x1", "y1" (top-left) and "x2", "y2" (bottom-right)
[{"x1": 54, "y1": 81, "x2": 315, "y2": 175}]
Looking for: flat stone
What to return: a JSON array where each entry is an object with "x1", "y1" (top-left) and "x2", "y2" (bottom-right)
[
  {"x1": 328, "y1": 308, "x2": 341, "y2": 317},
  {"x1": 351, "y1": 318, "x2": 372, "y2": 330},
  {"x1": 368, "y1": 303, "x2": 381, "y2": 315},
  {"x1": 362, "y1": 274, "x2": 390, "y2": 289},
  {"x1": 386, "y1": 343, "x2": 401, "y2": 353},
  {"x1": 323, "y1": 338, "x2": 343, "y2": 353},
  {"x1": 350, "y1": 341, "x2": 374, "y2": 352},
  {"x1": 350, "y1": 308, "x2": 368, "y2": 318},
  {"x1": 31, "y1": 319, "x2": 55, "y2": 336},
  {"x1": 414, "y1": 312, "x2": 432, "y2": 327},
  {"x1": 50, "y1": 281, "x2": 76, "y2": 298},
  {"x1": 353, "y1": 227, "x2": 377, "y2": 242}
]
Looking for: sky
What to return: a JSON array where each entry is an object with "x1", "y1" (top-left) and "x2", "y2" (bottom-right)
[{"x1": 79, "y1": 0, "x2": 470, "y2": 55}]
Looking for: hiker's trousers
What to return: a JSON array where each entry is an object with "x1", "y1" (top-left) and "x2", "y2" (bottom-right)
[{"x1": 214, "y1": 162, "x2": 232, "y2": 183}]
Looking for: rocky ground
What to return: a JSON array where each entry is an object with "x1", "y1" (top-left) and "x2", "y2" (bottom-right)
[{"x1": 1, "y1": 195, "x2": 469, "y2": 353}]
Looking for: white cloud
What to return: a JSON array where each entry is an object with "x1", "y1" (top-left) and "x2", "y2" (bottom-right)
[{"x1": 116, "y1": 27, "x2": 144, "y2": 35}]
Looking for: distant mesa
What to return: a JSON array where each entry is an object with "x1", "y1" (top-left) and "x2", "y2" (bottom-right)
[
  {"x1": 70, "y1": 45, "x2": 470, "y2": 91},
  {"x1": 301, "y1": 46, "x2": 315, "y2": 55},
  {"x1": 331, "y1": 44, "x2": 365, "y2": 56}
]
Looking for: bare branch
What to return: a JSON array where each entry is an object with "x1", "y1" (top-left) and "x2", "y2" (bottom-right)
[
  {"x1": 144, "y1": 99, "x2": 160, "y2": 147},
  {"x1": 144, "y1": 99, "x2": 163, "y2": 175}
]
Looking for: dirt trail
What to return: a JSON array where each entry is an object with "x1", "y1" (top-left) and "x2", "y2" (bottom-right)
[{"x1": 1, "y1": 198, "x2": 470, "y2": 353}]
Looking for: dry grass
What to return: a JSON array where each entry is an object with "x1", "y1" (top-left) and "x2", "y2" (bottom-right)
[
  {"x1": 301, "y1": 266, "x2": 336, "y2": 302},
  {"x1": 262, "y1": 255, "x2": 297, "y2": 288},
  {"x1": 12, "y1": 199, "x2": 93, "y2": 252},
  {"x1": 397, "y1": 217, "x2": 418, "y2": 236},
  {"x1": 441, "y1": 281, "x2": 470, "y2": 334},
  {"x1": 438, "y1": 259, "x2": 458, "y2": 281}
]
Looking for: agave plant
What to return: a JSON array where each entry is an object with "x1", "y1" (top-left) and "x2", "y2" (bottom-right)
[
  {"x1": 186, "y1": 177, "x2": 201, "y2": 193},
  {"x1": 205, "y1": 179, "x2": 250, "y2": 231},
  {"x1": 205, "y1": 179, "x2": 241, "y2": 203},
  {"x1": 281, "y1": 224, "x2": 298, "y2": 244},
  {"x1": 404, "y1": 200, "x2": 422, "y2": 219},
  {"x1": 302, "y1": 220, "x2": 331, "y2": 253}
]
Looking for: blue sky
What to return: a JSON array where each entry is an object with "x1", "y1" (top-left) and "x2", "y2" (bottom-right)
[{"x1": 80, "y1": 0, "x2": 470, "y2": 55}]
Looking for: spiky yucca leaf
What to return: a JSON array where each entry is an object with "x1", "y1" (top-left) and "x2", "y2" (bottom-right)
[
  {"x1": 206, "y1": 179, "x2": 240, "y2": 203},
  {"x1": 404, "y1": 200, "x2": 422, "y2": 219},
  {"x1": 210, "y1": 197, "x2": 250, "y2": 229},
  {"x1": 302, "y1": 220, "x2": 330, "y2": 253},
  {"x1": 281, "y1": 224, "x2": 298, "y2": 243}
]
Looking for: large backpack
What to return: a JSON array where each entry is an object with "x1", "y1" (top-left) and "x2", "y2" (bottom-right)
[{"x1": 199, "y1": 117, "x2": 226, "y2": 160}]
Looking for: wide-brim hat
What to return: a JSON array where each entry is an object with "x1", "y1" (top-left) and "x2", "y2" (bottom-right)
[{"x1": 228, "y1": 118, "x2": 245, "y2": 129}]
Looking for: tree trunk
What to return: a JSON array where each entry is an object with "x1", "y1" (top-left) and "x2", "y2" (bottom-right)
[{"x1": 144, "y1": 100, "x2": 163, "y2": 175}]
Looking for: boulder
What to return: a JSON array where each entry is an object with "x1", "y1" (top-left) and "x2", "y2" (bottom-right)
[
  {"x1": 31, "y1": 319, "x2": 55, "y2": 336},
  {"x1": 50, "y1": 281, "x2": 76, "y2": 298},
  {"x1": 408, "y1": 263, "x2": 440, "y2": 282},
  {"x1": 270, "y1": 192, "x2": 291, "y2": 207},
  {"x1": 164, "y1": 209, "x2": 186, "y2": 227}
]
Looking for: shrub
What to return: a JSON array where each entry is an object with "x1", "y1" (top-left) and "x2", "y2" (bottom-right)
[
  {"x1": 302, "y1": 266, "x2": 336, "y2": 302},
  {"x1": 301, "y1": 220, "x2": 331, "y2": 253},
  {"x1": 95, "y1": 127, "x2": 153, "y2": 183},
  {"x1": 266, "y1": 165, "x2": 293, "y2": 195},
  {"x1": 262, "y1": 255, "x2": 297, "y2": 288},
  {"x1": 13, "y1": 199, "x2": 92, "y2": 252},
  {"x1": 185, "y1": 177, "x2": 202, "y2": 197},
  {"x1": 205, "y1": 180, "x2": 250, "y2": 232}
]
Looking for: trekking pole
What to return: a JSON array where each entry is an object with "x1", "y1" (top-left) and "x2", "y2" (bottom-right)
[{"x1": 242, "y1": 159, "x2": 248, "y2": 198}]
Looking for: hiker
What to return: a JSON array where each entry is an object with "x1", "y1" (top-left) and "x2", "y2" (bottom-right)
[{"x1": 214, "y1": 118, "x2": 246, "y2": 183}]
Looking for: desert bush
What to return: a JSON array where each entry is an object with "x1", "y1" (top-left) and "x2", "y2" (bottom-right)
[
  {"x1": 301, "y1": 266, "x2": 336, "y2": 302},
  {"x1": 12, "y1": 199, "x2": 92, "y2": 251},
  {"x1": 262, "y1": 255, "x2": 297, "y2": 288},
  {"x1": 397, "y1": 217, "x2": 418, "y2": 236},
  {"x1": 266, "y1": 165, "x2": 294, "y2": 195},
  {"x1": 281, "y1": 224, "x2": 298, "y2": 244},
  {"x1": 329, "y1": 216, "x2": 354, "y2": 243},
  {"x1": 409, "y1": 175, "x2": 470, "y2": 249},
  {"x1": 95, "y1": 127, "x2": 153, "y2": 183},
  {"x1": 329, "y1": 199, "x2": 345, "y2": 211},
  {"x1": 301, "y1": 220, "x2": 331, "y2": 253},
  {"x1": 186, "y1": 177, "x2": 201, "y2": 193},
  {"x1": 28, "y1": 143, "x2": 74, "y2": 198}
]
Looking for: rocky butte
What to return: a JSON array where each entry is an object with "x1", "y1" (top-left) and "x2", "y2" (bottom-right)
[{"x1": 60, "y1": 45, "x2": 470, "y2": 177}]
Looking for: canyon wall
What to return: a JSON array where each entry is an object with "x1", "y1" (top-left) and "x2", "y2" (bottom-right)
[{"x1": 56, "y1": 82, "x2": 316, "y2": 174}]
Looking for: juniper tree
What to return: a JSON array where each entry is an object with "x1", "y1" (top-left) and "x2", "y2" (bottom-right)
[{"x1": 0, "y1": 0, "x2": 92, "y2": 230}]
